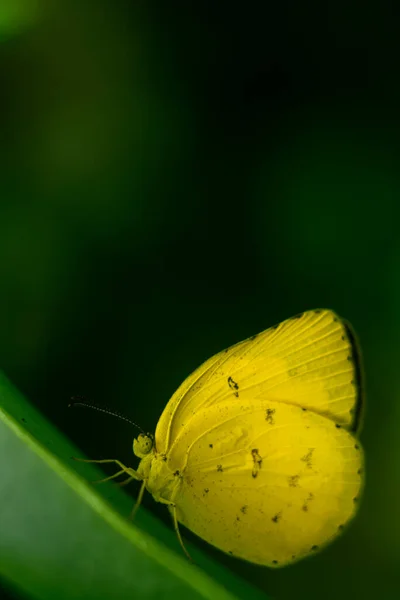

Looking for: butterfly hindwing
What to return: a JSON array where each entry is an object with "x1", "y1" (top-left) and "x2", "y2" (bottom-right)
[{"x1": 169, "y1": 399, "x2": 363, "y2": 567}]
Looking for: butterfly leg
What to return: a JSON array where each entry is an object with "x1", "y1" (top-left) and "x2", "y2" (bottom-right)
[
  {"x1": 72, "y1": 457, "x2": 141, "y2": 483},
  {"x1": 118, "y1": 476, "x2": 136, "y2": 487},
  {"x1": 172, "y1": 506, "x2": 193, "y2": 562},
  {"x1": 73, "y1": 457, "x2": 148, "y2": 522},
  {"x1": 92, "y1": 469, "x2": 127, "y2": 484},
  {"x1": 162, "y1": 501, "x2": 192, "y2": 562},
  {"x1": 129, "y1": 480, "x2": 147, "y2": 520}
]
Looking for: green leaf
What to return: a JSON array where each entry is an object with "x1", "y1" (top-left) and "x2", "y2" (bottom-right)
[{"x1": 0, "y1": 374, "x2": 268, "y2": 600}]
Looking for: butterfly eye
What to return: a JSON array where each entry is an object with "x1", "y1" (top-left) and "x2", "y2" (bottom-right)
[{"x1": 133, "y1": 434, "x2": 154, "y2": 458}]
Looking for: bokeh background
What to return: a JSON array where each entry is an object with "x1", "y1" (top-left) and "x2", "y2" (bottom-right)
[{"x1": 1, "y1": 1, "x2": 399, "y2": 598}]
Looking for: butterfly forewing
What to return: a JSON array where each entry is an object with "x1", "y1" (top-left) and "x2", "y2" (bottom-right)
[{"x1": 155, "y1": 309, "x2": 362, "y2": 455}]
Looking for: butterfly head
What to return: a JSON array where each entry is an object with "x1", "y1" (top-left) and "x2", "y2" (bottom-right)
[{"x1": 133, "y1": 433, "x2": 154, "y2": 458}]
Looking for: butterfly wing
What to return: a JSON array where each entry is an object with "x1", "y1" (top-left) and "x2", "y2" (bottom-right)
[
  {"x1": 169, "y1": 400, "x2": 363, "y2": 567},
  {"x1": 156, "y1": 309, "x2": 363, "y2": 454}
]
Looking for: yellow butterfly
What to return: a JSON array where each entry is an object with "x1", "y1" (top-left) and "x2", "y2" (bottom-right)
[{"x1": 84, "y1": 309, "x2": 364, "y2": 567}]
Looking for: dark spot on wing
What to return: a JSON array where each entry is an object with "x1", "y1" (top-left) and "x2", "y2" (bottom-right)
[
  {"x1": 173, "y1": 470, "x2": 180, "y2": 476},
  {"x1": 271, "y1": 512, "x2": 281, "y2": 523},
  {"x1": 341, "y1": 335, "x2": 345, "y2": 341},
  {"x1": 354, "y1": 444, "x2": 360, "y2": 450},
  {"x1": 249, "y1": 334, "x2": 258, "y2": 341},
  {"x1": 251, "y1": 449, "x2": 262, "y2": 478},
  {"x1": 311, "y1": 545, "x2": 319, "y2": 551},
  {"x1": 203, "y1": 488, "x2": 209, "y2": 496},
  {"x1": 209, "y1": 443, "x2": 213, "y2": 449},
  {"x1": 335, "y1": 423, "x2": 341, "y2": 429},
  {"x1": 228, "y1": 376, "x2": 239, "y2": 398},
  {"x1": 338, "y1": 524, "x2": 345, "y2": 531},
  {"x1": 302, "y1": 493, "x2": 314, "y2": 512},
  {"x1": 353, "y1": 496, "x2": 359, "y2": 503},
  {"x1": 314, "y1": 309, "x2": 322, "y2": 314},
  {"x1": 236, "y1": 516, "x2": 241, "y2": 522},
  {"x1": 265, "y1": 408, "x2": 276, "y2": 424},
  {"x1": 272, "y1": 559, "x2": 279, "y2": 565},
  {"x1": 301, "y1": 448, "x2": 314, "y2": 469},
  {"x1": 288, "y1": 474, "x2": 299, "y2": 487},
  {"x1": 240, "y1": 505, "x2": 248, "y2": 514},
  {"x1": 357, "y1": 468, "x2": 363, "y2": 475},
  {"x1": 302, "y1": 407, "x2": 307, "y2": 411},
  {"x1": 217, "y1": 464, "x2": 223, "y2": 472},
  {"x1": 291, "y1": 312, "x2": 303, "y2": 319}
]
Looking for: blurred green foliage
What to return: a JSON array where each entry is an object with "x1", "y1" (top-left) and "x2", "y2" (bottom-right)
[{"x1": 1, "y1": 1, "x2": 399, "y2": 598}]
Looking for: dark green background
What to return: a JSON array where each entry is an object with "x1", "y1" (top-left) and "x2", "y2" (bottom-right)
[{"x1": 1, "y1": 1, "x2": 399, "y2": 598}]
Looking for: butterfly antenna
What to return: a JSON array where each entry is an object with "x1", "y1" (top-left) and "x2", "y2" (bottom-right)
[{"x1": 69, "y1": 397, "x2": 145, "y2": 435}]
